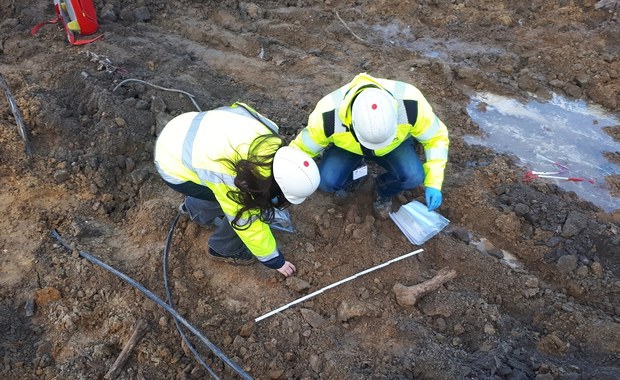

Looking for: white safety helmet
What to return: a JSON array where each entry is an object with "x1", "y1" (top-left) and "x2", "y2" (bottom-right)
[
  {"x1": 273, "y1": 146, "x2": 320, "y2": 204},
  {"x1": 351, "y1": 88, "x2": 398, "y2": 150}
]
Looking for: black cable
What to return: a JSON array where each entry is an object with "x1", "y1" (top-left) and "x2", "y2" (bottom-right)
[
  {"x1": 50, "y1": 229, "x2": 252, "y2": 380},
  {"x1": 163, "y1": 212, "x2": 220, "y2": 379}
]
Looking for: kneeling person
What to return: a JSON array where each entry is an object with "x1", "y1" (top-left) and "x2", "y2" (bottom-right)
[{"x1": 154, "y1": 102, "x2": 320, "y2": 277}]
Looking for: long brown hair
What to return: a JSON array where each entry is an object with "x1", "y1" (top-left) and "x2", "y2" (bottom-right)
[{"x1": 220, "y1": 133, "x2": 290, "y2": 230}]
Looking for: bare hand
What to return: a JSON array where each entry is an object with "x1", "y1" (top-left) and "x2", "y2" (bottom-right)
[{"x1": 277, "y1": 261, "x2": 296, "y2": 277}]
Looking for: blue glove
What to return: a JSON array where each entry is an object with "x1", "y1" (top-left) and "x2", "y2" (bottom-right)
[{"x1": 425, "y1": 187, "x2": 443, "y2": 211}]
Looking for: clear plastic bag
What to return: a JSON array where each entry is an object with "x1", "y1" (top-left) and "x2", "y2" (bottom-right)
[
  {"x1": 389, "y1": 200, "x2": 450, "y2": 245},
  {"x1": 269, "y1": 208, "x2": 294, "y2": 233}
]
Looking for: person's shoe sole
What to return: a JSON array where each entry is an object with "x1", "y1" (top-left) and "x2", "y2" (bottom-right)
[
  {"x1": 178, "y1": 202, "x2": 189, "y2": 216},
  {"x1": 207, "y1": 255, "x2": 256, "y2": 266},
  {"x1": 208, "y1": 248, "x2": 255, "y2": 266}
]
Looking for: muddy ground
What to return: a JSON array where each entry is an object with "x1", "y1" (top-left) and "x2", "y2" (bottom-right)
[{"x1": 1, "y1": 1, "x2": 620, "y2": 379}]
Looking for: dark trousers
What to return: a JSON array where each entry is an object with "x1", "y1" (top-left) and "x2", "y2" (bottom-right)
[{"x1": 162, "y1": 179, "x2": 247, "y2": 256}]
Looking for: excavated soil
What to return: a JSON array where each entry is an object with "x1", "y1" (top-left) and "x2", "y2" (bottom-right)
[{"x1": 1, "y1": 1, "x2": 619, "y2": 379}]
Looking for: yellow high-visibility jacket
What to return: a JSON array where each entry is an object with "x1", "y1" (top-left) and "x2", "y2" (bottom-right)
[
  {"x1": 154, "y1": 104, "x2": 283, "y2": 266},
  {"x1": 290, "y1": 73, "x2": 450, "y2": 190}
]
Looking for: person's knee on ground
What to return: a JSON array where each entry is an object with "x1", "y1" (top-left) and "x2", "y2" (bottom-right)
[{"x1": 182, "y1": 196, "x2": 225, "y2": 226}]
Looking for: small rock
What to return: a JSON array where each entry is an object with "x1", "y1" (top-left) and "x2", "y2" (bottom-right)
[
  {"x1": 123, "y1": 98, "x2": 137, "y2": 108},
  {"x1": 549, "y1": 79, "x2": 565, "y2": 88},
  {"x1": 309, "y1": 354, "x2": 322, "y2": 373},
  {"x1": 561, "y1": 211, "x2": 588, "y2": 237},
  {"x1": 538, "y1": 333, "x2": 569, "y2": 355},
  {"x1": 134, "y1": 6, "x2": 152, "y2": 22},
  {"x1": 450, "y1": 227, "x2": 471, "y2": 243},
  {"x1": 517, "y1": 72, "x2": 540, "y2": 92},
  {"x1": 566, "y1": 283, "x2": 584, "y2": 298},
  {"x1": 514, "y1": 203, "x2": 530, "y2": 216},
  {"x1": 556, "y1": 255, "x2": 578, "y2": 274},
  {"x1": 150, "y1": 97, "x2": 167, "y2": 113},
  {"x1": 286, "y1": 277, "x2": 311, "y2": 292},
  {"x1": 99, "y1": 4, "x2": 118, "y2": 22},
  {"x1": 136, "y1": 99, "x2": 149, "y2": 110},
  {"x1": 34, "y1": 287, "x2": 62, "y2": 305},
  {"x1": 337, "y1": 300, "x2": 369, "y2": 322},
  {"x1": 300, "y1": 308, "x2": 326, "y2": 328},
  {"x1": 484, "y1": 323, "x2": 496, "y2": 335},
  {"x1": 456, "y1": 65, "x2": 478, "y2": 79},
  {"x1": 192, "y1": 270, "x2": 205, "y2": 280},
  {"x1": 545, "y1": 236, "x2": 563, "y2": 247},
  {"x1": 543, "y1": 250, "x2": 560, "y2": 263},
  {"x1": 239, "y1": 322, "x2": 254, "y2": 338},
  {"x1": 53, "y1": 170, "x2": 71, "y2": 183},
  {"x1": 114, "y1": 117, "x2": 126, "y2": 127},
  {"x1": 268, "y1": 368, "x2": 284, "y2": 379},
  {"x1": 360, "y1": 288, "x2": 370, "y2": 299},
  {"x1": 239, "y1": 2, "x2": 265, "y2": 20},
  {"x1": 436, "y1": 317, "x2": 446, "y2": 332},
  {"x1": 588, "y1": 83, "x2": 618, "y2": 109},
  {"x1": 453, "y1": 323, "x2": 465, "y2": 335},
  {"x1": 130, "y1": 168, "x2": 149, "y2": 185},
  {"x1": 525, "y1": 276, "x2": 539, "y2": 288},
  {"x1": 591, "y1": 261, "x2": 603, "y2": 277},
  {"x1": 575, "y1": 265, "x2": 589, "y2": 277}
]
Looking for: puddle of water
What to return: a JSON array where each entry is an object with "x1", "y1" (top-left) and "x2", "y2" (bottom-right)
[
  {"x1": 370, "y1": 22, "x2": 503, "y2": 62},
  {"x1": 465, "y1": 92, "x2": 619, "y2": 212}
]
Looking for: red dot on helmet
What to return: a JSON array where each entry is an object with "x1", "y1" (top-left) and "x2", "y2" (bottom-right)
[
  {"x1": 303, "y1": 161, "x2": 309, "y2": 167},
  {"x1": 371, "y1": 104, "x2": 377, "y2": 110}
]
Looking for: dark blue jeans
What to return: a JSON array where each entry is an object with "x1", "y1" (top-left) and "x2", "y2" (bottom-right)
[{"x1": 318, "y1": 138, "x2": 424, "y2": 198}]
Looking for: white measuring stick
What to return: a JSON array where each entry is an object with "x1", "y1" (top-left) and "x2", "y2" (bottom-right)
[{"x1": 255, "y1": 248, "x2": 424, "y2": 322}]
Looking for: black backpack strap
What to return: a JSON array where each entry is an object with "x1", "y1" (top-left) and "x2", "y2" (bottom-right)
[
  {"x1": 322, "y1": 110, "x2": 336, "y2": 138},
  {"x1": 403, "y1": 99, "x2": 418, "y2": 124}
]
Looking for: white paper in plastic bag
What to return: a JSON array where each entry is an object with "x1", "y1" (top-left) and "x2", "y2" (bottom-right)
[{"x1": 389, "y1": 200, "x2": 450, "y2": 245}]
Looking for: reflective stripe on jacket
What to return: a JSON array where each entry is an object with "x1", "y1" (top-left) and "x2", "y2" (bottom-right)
[
  {"x1": 154, "y1": 106, "x2": 283, "y2": 264},
  {"x1": 290, "y1": 73, "x2": 449, "y2": 190}
]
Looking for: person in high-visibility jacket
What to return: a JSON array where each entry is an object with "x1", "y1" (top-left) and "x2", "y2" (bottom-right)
[
  {"x1": 290, "y1": 73, "x2": 449, "y2": 218},
  {"x1": 155, "y1": 102, "x2": 320, "y2": 277}
]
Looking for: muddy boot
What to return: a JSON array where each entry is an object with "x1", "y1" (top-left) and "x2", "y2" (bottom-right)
[
  {"x1": 373, "y1": 193, "x2": 393, "y2": 220},
  {"x1": 333, "y1": 189, "x2": 352, "y2": 206},
  {"x1": 333, "y1": 176, "x2": 368, "y2": 206},
  {"x1": 207, "y1": 246, "x2": 256, "y2": 266}
]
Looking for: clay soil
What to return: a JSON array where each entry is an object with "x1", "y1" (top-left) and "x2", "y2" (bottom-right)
[{"x1": 1, "y1": 1, "x2": 620, "y2": 379}]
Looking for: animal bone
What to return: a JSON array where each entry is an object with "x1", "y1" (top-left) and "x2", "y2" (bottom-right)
[{"x1": 393, "y1": 267, "x2": 457, "y2": 306}]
